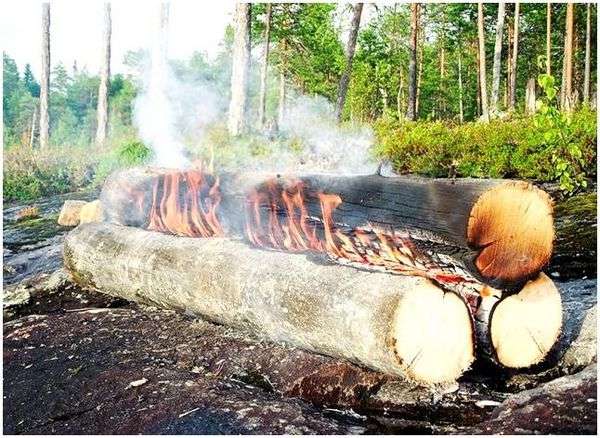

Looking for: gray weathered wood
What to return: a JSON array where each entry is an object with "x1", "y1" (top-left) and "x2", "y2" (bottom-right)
[{"x1": 64, "y1": 222, "x2": 474, "y2": 384}]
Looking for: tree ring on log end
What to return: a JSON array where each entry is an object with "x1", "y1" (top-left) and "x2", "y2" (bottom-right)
[
  {"x1": 467, "y1": 181, "x2": 554, "y2": 282},
  {"x1": 490, "y1": 273, "x2": 562, "y2": 368},
  {"x1": 391, "y1": 281, "x2": 474, "y2": 383}
]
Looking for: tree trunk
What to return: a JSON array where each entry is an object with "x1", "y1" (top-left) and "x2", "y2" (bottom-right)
[
  {"x1": 95, "y1": 3, "x2": 111, "y2": 147},
  {"x1": 458, "y1": 50, "x2": 464, "y2": 123},
  {"x1": 561, "y1": 3, "x2": 574, "y2": 112},
  {"x1": 100, "y1": 168, "x2": 554, "y2": 288},
  {"x1": 477, "y1": 3, "x2": 489, "y2": 121},
  {"x1": 525, "y1": 77, "x2": 536, "y2": 115},
  {"x1": 227, "y1": 3, "x2": 251, "y2": 136},
  {"x1": 277, "y1": 63, "x2": 286, "y2": 128},
  {"x1": 509, "y1": 1, "x2": 520, "y2": 112},
  {"x1": 406, "y1": 3, "x2": 419, "y2": 121},
  {"x1": 39, "y1": 3, "x2": 50, "y2": 149},
  {"x1": 397, "y1": 68, "x2": 404, "y2": 120},
  {"x1": 415, "y1": 21, "x2": 424, "y2": 116},
  {"x1": 335, "y1": 3, "x2": 363, "y2": 123},
  {"x1": 583, "y1": 3, "x2": 591, "y2": 103},
  {"x1": 65, "y1": 222, "x2": 475, "y2": 384},
  {"x1": 546, "y1": 1, "x2": 552, "y2": 75},
  {"x1": 490, "y1": 2, "x2": 506, "y2": 114},
  {"x1": 258, "y1": 3, "x2": 272, "y2": 129},
  {"x1": 29, "y1": 105, "x2": 37, "y2": 149}
]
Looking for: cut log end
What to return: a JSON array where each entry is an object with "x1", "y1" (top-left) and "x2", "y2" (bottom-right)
[
  {"x1": 467, "y1": 181, "x2": 554, "y2": 282},
  {"x1": 392, "y1": 282, "x2": 474, "y2": 383},
  {"x1": 490, "y1": 273, "x2": 562, "y2": 368}
]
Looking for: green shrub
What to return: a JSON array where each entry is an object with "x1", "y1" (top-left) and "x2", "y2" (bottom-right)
[
  {"x1": 374, "y1": 106, "x2": 596, "y2": 191},
  {"x1": 3, "y1": 145, "x2": 98, "y2": 202}
]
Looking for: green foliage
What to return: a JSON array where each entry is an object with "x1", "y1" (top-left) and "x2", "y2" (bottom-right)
[
  {"x1": 92, "y1": 139, "x2": 153, "y2": 187},
  {"x1": 3, "y1": 146, "x2": 97, "y2": 202},
  {"x1": 374, "y1": 107, "x2": 596, "y2": 183},
  {"x1": 533, "y1": 73, "x2": 593, "y2": 194}
]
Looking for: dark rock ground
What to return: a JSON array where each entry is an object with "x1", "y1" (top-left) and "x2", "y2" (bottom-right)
[{"x1": 3, "y1": 190, "x2": 597, "y2": 434}]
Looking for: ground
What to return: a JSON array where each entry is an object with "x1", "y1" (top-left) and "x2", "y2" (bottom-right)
[{"x1": 3, "y1": 189, "x2": 597, "y2": 434}]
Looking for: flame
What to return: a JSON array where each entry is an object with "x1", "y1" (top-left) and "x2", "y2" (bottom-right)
[
  {"x1": 244, "y1": 177, "x2": 489, "y2": 311},
  {"x1": 144, "y1": 168, "x2": 223, "y2": 237}
]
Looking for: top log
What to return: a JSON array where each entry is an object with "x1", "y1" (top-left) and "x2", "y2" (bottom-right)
[
  {"x1": 100, "y1": 167, "x2": 554, "y2": 287},
  {"x1": 220, "y1": 172, "x2": 555, "y2": 287}
]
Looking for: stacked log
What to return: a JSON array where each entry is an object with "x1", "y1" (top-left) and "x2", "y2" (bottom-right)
[
  {"x1": 64, "y1": 167, "x2": 564, "y2": 380},
  {"x1": 64, "y1": 223, "x2": 474, "y2": 384}
]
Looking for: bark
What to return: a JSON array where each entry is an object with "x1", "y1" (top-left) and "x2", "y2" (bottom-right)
[
  {"x1": 99, "y1": 168, "x2": 554, "y2": 288},
  {"x1": 227, "y1": 3, "x2": 251, "y2": 136},
  {"x1": 458, "y1": 51, "x2": 464, "y2": 123},
  {"x1": 490, "y1": 3, "x2": 506, "y2": 114},
  {"x1": 39, "y1": 3, "x2": 50, "y2": 149},
  {"x1": 546, "y1": 1, "x2": 552, "y2": 75},
  {"x1": 28, "y1": 105, "x2": 37, "y2": 148},
  {"x1": 277, "y1": 40, "x2": 287, "y2": 128},
  {"x1": 477, "y1": 3, "x2": 489, "y2": 121},
  {"x1": 95, "y1": 3, "x2": 111, "y2": 147},
  {"x1": 415, "y1": 21, "x2": 424, "y2": 115},
  {"x1": 257, "y1": 3, "x2": 272, "y2": 129},
  {"x1": 525, "y1": 77, "x2": 536, "y2": 115},
  {"x1": 508, "y1": 1, "x2": 519, "y2": 112},
  {"x1": 583, "y1": 3, "x2": 591, "y2": 103},
  {"x1": 64, "y1": 222, "x2": 475, "y2": 384},
  {"x1": 335, "y1": 3, "x2": 363, "y2": 122},
  {"x1": 406, "y1": 3, "x2": 419, "y2": 121},
  {"x1": 561, "y1": 3, "x2": 574, "y2": 112}
]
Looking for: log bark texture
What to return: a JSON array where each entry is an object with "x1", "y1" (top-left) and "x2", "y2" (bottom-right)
[
  {"x1": 39, "y1": 3, "x2": 50, "y2": 149},
  {"x1": 100, "y1": 168, "x2": 554, "y2": 288},
  {"x1": 64, "y1": 222, "x2": 474, "y2": 384}
]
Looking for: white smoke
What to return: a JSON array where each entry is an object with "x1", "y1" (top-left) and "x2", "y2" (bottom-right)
[
  {"x1": 132, "y1": 5, "x2": 377, "y2": 175},
  {"x1": 279, "y1": 95, "x2": 376, "y2": 175}
]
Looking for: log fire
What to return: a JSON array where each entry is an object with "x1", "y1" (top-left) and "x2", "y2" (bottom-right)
[{"x1": 64, "y1": 166, "x2": 562, "y2": 382}]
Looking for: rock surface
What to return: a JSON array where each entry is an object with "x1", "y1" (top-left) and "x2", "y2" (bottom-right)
[
  {"x1": 474, "y1": 365, "x2": 597, "y2": 434},
  {"x1": 57, "y1": 200, "x2": 88, "y2": 226},
  {"x1": 2, "y1": 189, "x2": 598, "y2": 434}
]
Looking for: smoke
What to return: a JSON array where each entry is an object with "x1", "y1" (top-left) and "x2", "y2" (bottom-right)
[
  {"x1": 279, "y1": 96, "x2": 376, "y2": 175},
  {"x1": 132, "y1": 5, "x2": 377, "y2": 175},
  {"x1": 133, "y1": 3, "x2": 227, "y2": 169}
]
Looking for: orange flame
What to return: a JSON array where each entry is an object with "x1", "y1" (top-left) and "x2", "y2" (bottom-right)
[
  {"x1": 244, "y1": 178, "x2": 486, "y2": 308},
  {"x1": 145, "y1": 169, "x2": 223, "y2": 238}
]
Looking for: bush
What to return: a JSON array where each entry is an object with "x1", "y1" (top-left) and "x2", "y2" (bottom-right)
[
  {"x1": 3, "y1": 138, "x2": 152, "y2": 203},
  {"x1": 374, "y1": 107, "x2": 597, "y2": 192},
  {"x1": 3, "y1": 145, "x2": 98, "y2": 202}
]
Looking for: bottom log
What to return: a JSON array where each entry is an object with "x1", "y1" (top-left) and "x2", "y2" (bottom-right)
[
  {"x1": 490, "y1": 273, "x2": 563, "y2": 368},
  {"x1": 64, "y1": 223, "x2": 474, "y2": 384}
]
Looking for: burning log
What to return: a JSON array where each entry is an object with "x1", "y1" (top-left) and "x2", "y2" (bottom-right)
[
  {"x1": 94, "y1": 167, "x2": 564, "y2": 370},
  {"x1": 64, "y1": 222, "x2": 475, "y2": 384},
  {"x1": 100, "y1": 167, "x2": 554, "y2": 288}
]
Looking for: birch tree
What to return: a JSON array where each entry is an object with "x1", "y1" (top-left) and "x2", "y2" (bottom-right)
[
  {"x1": 508, "y1": 1, "x2": 519, "y2": 112},
  {"x1": 546, "y1": 2, "x2": 552, "y2": 75},
  {"x1": 40, "y1": 3, "x2": 50, "y2": 149},
  {"x1": 477, "y1": 2, "x2": 489, "y2": 121},
  {"x1": 95, "y1": 3, "x2": 111, "y2": 146},
  {"x1": 258, "y1": 3, "x2": 272, "y2": 129},
  {"x1": 561, "y1": 3, "x2": 574, "y2": 111},
  {"x1": 335, "y1": 3, "x2": 363, "y2": 122},
  {"x1": 583, "y1": 3, "x2": 591, "y2": 103},
  {"x1": 227, "y1": 3, "x2": 251, "y2": 136},
  {"x1": 490, "y1": 2, "x2": 506, "y2": 114}
]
